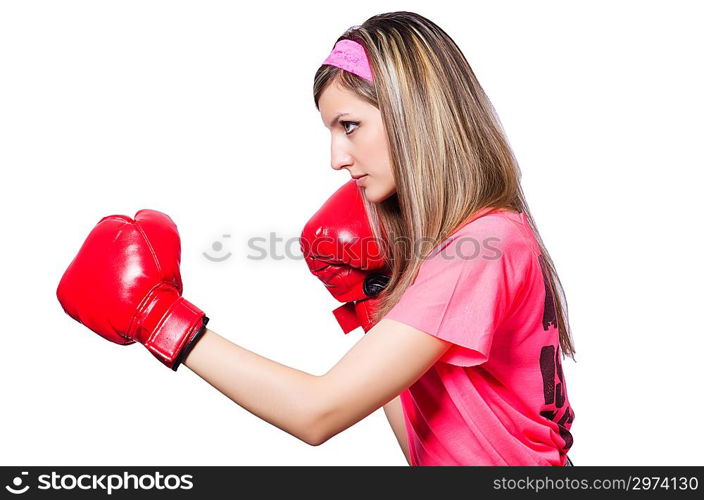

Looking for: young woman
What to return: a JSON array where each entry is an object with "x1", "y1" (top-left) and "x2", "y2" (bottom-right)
[{"x1": 56, "y1": 11, "x2": 575, "y2": 466}]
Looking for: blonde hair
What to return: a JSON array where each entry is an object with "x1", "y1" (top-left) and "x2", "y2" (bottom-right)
[{"x1": 314, "y1": 11, "x2": 576, "y2": 359}]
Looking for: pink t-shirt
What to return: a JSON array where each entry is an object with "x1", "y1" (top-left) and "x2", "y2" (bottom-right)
[{"x1": 384, "y1": 208, "x2": 575, "y2": 466}]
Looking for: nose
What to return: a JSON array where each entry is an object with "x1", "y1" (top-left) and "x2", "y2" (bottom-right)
[{"x1": 330, "y1": 139, "x2": 353, "y2": 171}]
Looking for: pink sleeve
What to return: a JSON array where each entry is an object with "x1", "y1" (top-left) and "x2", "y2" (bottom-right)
[{"x1": 384, "y1": 222, "x2": 532, "y2": 367}]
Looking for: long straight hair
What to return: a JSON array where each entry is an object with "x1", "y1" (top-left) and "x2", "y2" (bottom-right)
[{"x1": 313, "y1": 11, "x2": 576, "y2": 359}]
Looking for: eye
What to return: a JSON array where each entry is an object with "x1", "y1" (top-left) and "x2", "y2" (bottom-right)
[{"x1": 340, "y1": 120, "x2": 359, "y2": 135}]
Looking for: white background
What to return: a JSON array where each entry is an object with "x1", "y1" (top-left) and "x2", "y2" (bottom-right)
[{"x1": 1, "y1": 0, "x2": 702, "y2": 466}]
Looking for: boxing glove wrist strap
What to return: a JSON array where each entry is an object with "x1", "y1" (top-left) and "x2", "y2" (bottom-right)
[{"x1": 132, "y1": 285, "x2": 209, "y2": 370}]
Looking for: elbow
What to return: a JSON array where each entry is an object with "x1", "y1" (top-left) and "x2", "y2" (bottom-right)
[
  {"x1": 302, "y1": 396, "x2": 337, "y2": 447},
  {"x1": 301, "y1": 375, "x2": 351, "y2": 447},
  {"x1": 305, "y1": 433, "x2": 327, "y2": 447},
  {"x1": 306, "y1": 428, "x2": 338, "y2": 447},
  {"x1": 302, "y1": 414, "x2": 333, "y2": 447}
]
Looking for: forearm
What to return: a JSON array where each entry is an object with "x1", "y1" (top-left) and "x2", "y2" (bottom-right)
[{"x1": 183, "y1": 328, "x2": 323, "y2": 446}]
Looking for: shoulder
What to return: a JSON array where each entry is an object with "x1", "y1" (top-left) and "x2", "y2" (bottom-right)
[{"x1": 437, "y1": 210, "x2": 536, "y2": 262}]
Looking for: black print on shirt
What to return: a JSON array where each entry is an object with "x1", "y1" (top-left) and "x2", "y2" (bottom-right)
[
  {"x1": 538, "y1": 254, "x2": 558, "y2": 331},
  {"x1": 540, "y1": 345, "x2": 574, "y2": 451},
  {"x1": 539, "y1": 345, "x2": 574, "y2": 451},
  {"x1": 537, "y1": 254, "x2": 574, "y2": 452}
]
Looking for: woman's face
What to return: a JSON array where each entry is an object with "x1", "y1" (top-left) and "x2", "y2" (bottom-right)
[{"x1": 318, "y1": 80, "x2": 396, "y2": 203}]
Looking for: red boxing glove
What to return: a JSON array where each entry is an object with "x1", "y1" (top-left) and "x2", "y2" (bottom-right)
[
  {"x1": 56, "y1": 209, "x2": 208, "y2": 371},
  {"x1": 301, "y1": 180, "x2": 390, "y2": 333}
]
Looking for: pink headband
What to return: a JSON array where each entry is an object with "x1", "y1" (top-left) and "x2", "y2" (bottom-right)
[{"x1": 322, "y1": 39, "x2": 374, "y2": 82}]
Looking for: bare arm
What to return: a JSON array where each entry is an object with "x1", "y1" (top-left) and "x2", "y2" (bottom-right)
[
  {"x1": 182, "y1": 328, "x2": 322, "y2": 445},
  {"x1": 183, "y1": 318, "x2": 451, "y2": 447},
  {"x1": 383, "y1": 395, "x2": 411, "y2": 464}
]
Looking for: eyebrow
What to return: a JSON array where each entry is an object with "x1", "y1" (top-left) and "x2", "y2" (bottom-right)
[{"x1": 327, "y1": 112, "x2": 350, "y2": 128}]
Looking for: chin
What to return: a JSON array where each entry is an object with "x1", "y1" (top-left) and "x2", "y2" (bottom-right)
[{"x1": 362, "y1": 184, "x2": 396, "y2": 204}]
